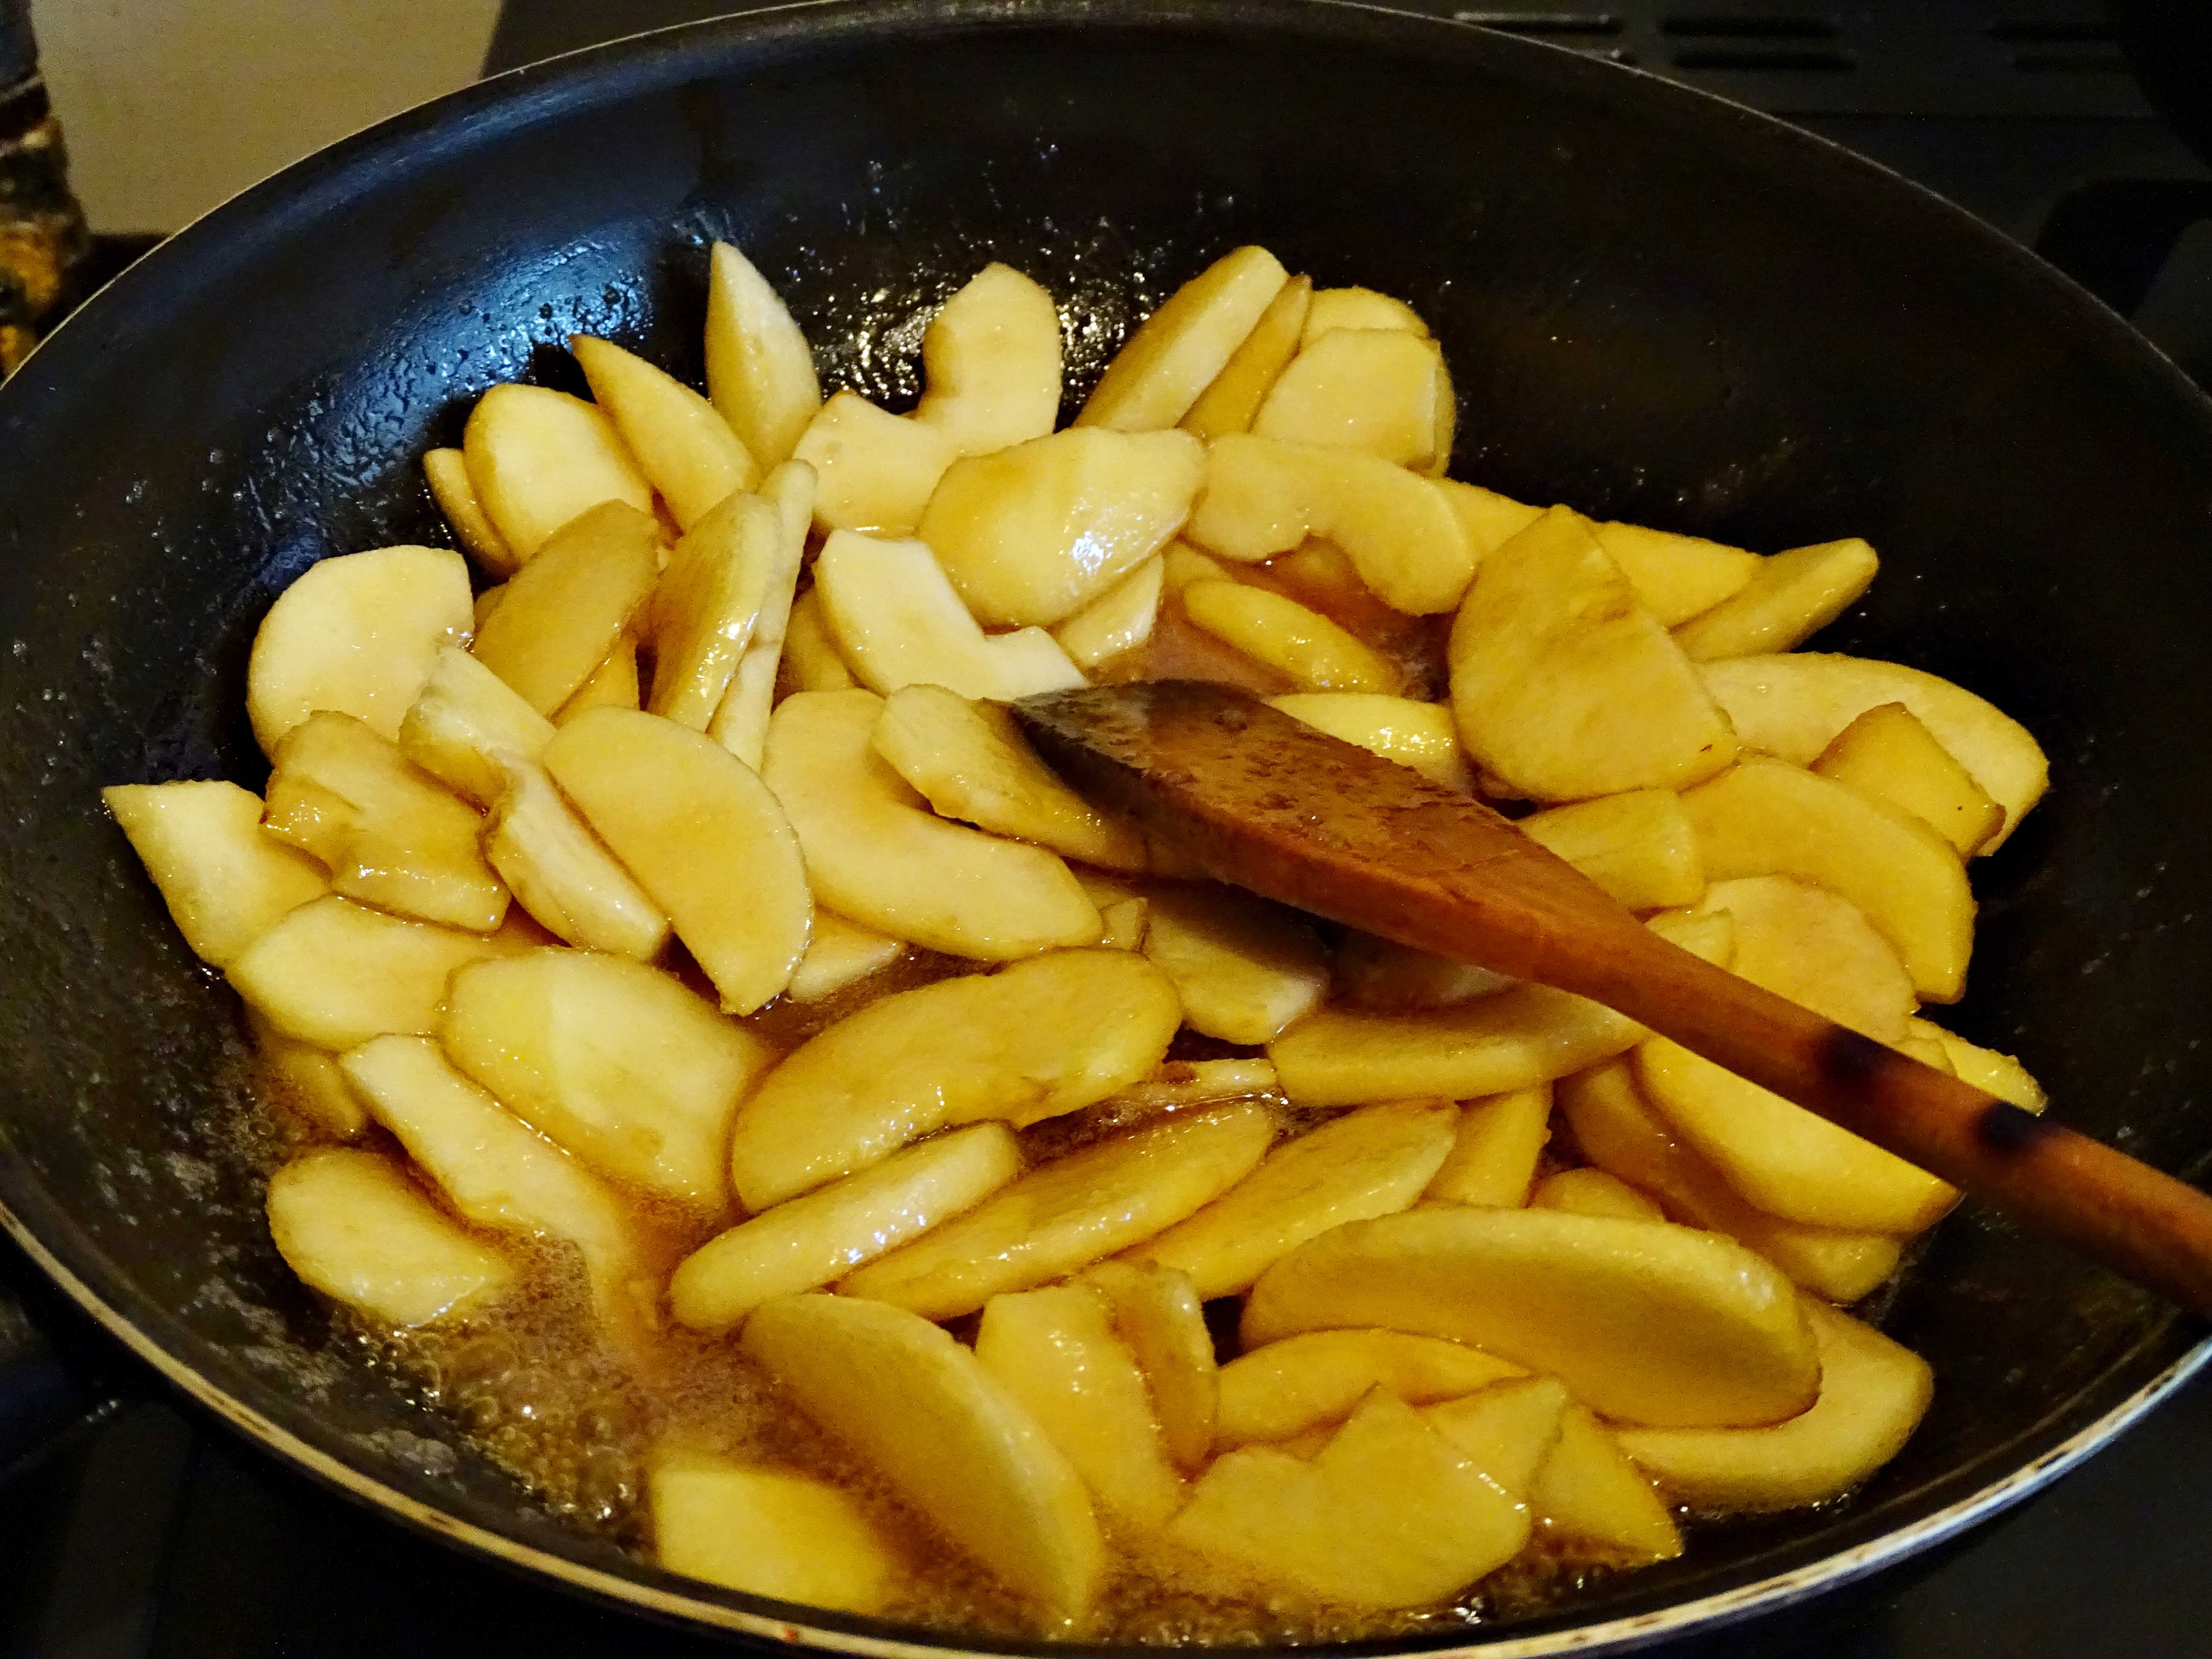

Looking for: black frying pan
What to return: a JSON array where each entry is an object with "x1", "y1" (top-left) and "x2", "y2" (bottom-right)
[{"x1": 1, "y1": 3, "x2": 2208, "y2": 1651}]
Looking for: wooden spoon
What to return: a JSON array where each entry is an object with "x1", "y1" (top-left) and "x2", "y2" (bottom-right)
[{"x1": 1015, "y1": 679, "x2": 2212, "y2": 1318}]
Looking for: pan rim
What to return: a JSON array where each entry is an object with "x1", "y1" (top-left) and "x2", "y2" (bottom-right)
[{"x1": 4, "y1": 0, "x2": 2211, "y2": 1650}]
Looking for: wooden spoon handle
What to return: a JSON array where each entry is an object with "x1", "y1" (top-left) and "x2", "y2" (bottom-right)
[{"x1": 1576, "y1": 922, "x2": 2212, "y2": 1318}]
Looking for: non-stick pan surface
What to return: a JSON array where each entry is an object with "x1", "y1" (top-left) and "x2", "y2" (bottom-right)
[{"x1": 1, "y1": 2, "x2": 2208, "y2": 1651}]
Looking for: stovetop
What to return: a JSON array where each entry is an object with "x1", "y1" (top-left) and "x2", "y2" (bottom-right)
[{"x1": 5, "y1": 2, "x2": 2211, "y2": 1655}]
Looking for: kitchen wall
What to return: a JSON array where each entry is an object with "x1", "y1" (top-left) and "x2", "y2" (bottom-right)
[{"x1": 32, "y1": 0, "x2": 503, "y2": 231}]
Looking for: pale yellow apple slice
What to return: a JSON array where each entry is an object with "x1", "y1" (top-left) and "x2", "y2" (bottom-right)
[
  {"x1": 1181, "y1": 274, "x2": 1312, "y2": 440},
  {"x1": 472, "y1": 500, "x2": 661, "y2": 716},
  {"x1": 1681, "y1": 756, "x2": 1973, "y2": 1000},
  {"x1": 461, "y1": 383, "x2": 654, "y2": 561},
  {"x1": 1449, "y1": 505, "x2": 1736, "y2": 801},
  {"x1": 480, "y1": 756, "x2": 668, "y2": 958},
  {"x1": 1533, "y1": 1405, "x2": 1683, "y2": 1562},
  {"x1": 1300, "y1": 286, "x2": 1426, "y2": 341},
  {"x1": 838, "y1": 1103, "x2": 1277, "y2": 1318},
  {"x1": 1907, "y1": 1016, "x2": 2045, "y2": 1112},
  {"x1": 727, "y1": 948, "x2": 1180, "y2": 1208},
  {"x1": 1557, "y1": 1057, "x2": 1904, "y2": 1305},
  {"x1": 1531, "y1": 1167, "x2": 1666, "y2": 1222},
  {"x1": 1697, "y1": 874, "x2": 1915, "y2": 1043},
  {"x1": 396, "y1": 644, "x2": 556, "y2": 809},
  {"x1": 1079, "y1": 1260, "x2": 1217, "y2": 1473},
  {"x1": 1699, "y1": 652, "x2": 2047, "y2": 851},
  {"x1": 646, "y1": 488, "x2": 780, "y2": 730},
  {"x1": 761, "y1": 688, "x2": 1098, "y2": 959},
  {"x1": 1169, "y1": 1388, "x2": 1527, "y2": 1610},
  {"x1": 339, "y1": 1034, "x2": 652, "y2": 1331},
  {"x1": 555, "y1": 634, "x2": 640, "y2": 722},
  {"x1": 248, "y1": 1008, "x2": 368, "y2": 1138},
  {"x1": 708, "y1": 460, "x2": 815, "y2": 768},
  {"x1": 1267, "y1": 694, "x2": 1472, "y2": 791},
  {"x1": 105, "y1": 781, "x2": 329, "y2": 968},
  {"x1": 1051, "y1": 553, "x2": 1163, "y2": 671},
  {"x1": 672, "y1": 1123, "x2": 1019, "y2": 1330},
  {"x1": 976, "y1": 1283, "x2": 1185, "y2": 1527},
  {"x1": 704, "y1": 241, "x2": 822, "y2": 470},
  {"x1": 1182, "y1": 580, "x2": 1396, "y2": 693},
  {"x1": 1127, "y1": 1099, "x2": 1457, "y2": 1298},
  {"x1": 422, "y1": 446, "x2": 518, "y2": 576},
  {"x1": 777, "y1": 585, "x2": 856, "y2": 693},
  {"x1": 911, "y1": 262, "x2": 1064, "y2": 456},
  {"x1": 1242, "y1": 1206, "x2": 1820, "y2": 1428},
  {"x1": 649, "y1": 1449, "x2": 902, "y2": 1615},
  {"x1": 1190, "y1": 434, "x2": 1474, "y2": 614},
  {"x1": 1426, "y1": 1085, "x2": 1552, "y2": 1208},
  {"x1": 246, "y1": 544, "x2": 473, "y2": 758},
  {"x1": 784, "y1": 911, "x2": 906, "y2": 1004},
  {"x1": 793, "y1": 391, "x2": 960, "y2": 537},
  {"x1": 811, "y1": 533, "x2": 1085, "y2": 701},
  {"x1": 1332, "y1": 931, "x2": 1517, "y2": 1010},
  {"x1": 1214, "y1": 1329, "x2": 1523, "y2": 1449},
  {"x1": 228, "y1": 895, "x2": 504, "y2": 1050},
  {"x1": 1075, "y1": 246, "x2": 1288, "y2": 431},
  {"x1": 1104, "y1": 1056, "x2": 1279, "y2": 1112},
  {"x1": 1813, "y1": 701, "x2": 2003, "y2": 856},
  {"x1": 544, "y1": 707, "x2": 811, "y2": 1013},
  {"x1": 1516, "y1": 789, "x2": 1705, "y2": 911},
  {"x1": 267, "y1": 1148, "x2": 512, "y2": 1327},
  {"x1": 920, "y1": 428, "x2": 1205, "y2": 627},
  {"x1": 1140, "y1": 882, "x2": 1329, "y2": 1044},
  {"x1": 1424, "y1": 1375, "x2": 1569, "y2": 1499},
  {"x1": 262, "y1": 710, "x2": 508, "y2": 932},
  {"x1": 1253, "y1": 328, "x2": 1454, "y2": 472},
  {"x1": 1674, "y1": 537, "x2": 1879, "y2": 661},
  {"x1": 571, "y1": 334, "x2": 758, "y2": 530},
  {"x1": 1617, "y1": 1299, "x2": 1933, "y2": 1512},
  {"x1": 742, "y1": 1294, "x2": 1103, "y2": 1620},
  {"x1": 871, "y1": 684, "x2": 1147, "y2": 872}
]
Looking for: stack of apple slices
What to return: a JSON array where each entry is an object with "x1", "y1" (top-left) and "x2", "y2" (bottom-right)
[{"x1": 103, "y1": 236, "x2": 2054, "y2": 1642}]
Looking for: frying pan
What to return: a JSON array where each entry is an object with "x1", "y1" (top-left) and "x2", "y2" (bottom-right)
[{"x1": 2, "y1": 1, "x2": 2209, "y2": 1650}]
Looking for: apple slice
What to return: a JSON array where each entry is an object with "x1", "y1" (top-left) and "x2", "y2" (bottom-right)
[
  {"x1": 1813, "y1": 701, "x2": 2003, "y2": 857},
  {"x1": 646, "y1": 488, "x2": 781, "y2": 730},
  {"x1": 472, "y1": 500, "x2": 661, "y2": 715},
  {"x1": 1075, "y1": 246, "x2": 1288, "y2": 431},
  {"x1": 246, "y1": 544, "x2": 472, "y2": 758},
  {"x1": 105, "y1": 781, "x2": 328, "y2": 968},
  {"x1": 727, "y1": 948, "x2": 1180, "y2": 1208},
  {"x1": 1141, "y1": 882, "x2": 1330, "y2": 1044},
  {"x1": 1426, "y1": 1085, "x2": 1552, "y2": 1208},
  {"x1": 1181, "y1": 274, "x2": 1312, "y2": 441},
  {"x1": 1242, "y1": 1206, "x2": 1820, "y2": 1428},
  {"x1": 838, "y1": 1104, "x2": 1277, "y2": 1318},
  {"x1": 396, "y1": 645, "x2": 555, "y2": 809},
  {"x1": 480, "y1": 757, "x2": 669, "y2": 958},
  {"x1": 704, "y1": 241, "x2": 822, "y2": 470},
  {"x1": 741, "y1": 1294, "x2": 1103, "y2": 1622},
  {"x1": 911, "y1": 262, "x2": 1063, "y2": 456},
  {"x1": 267, "y1": 1148, "x2": 512, "y2": 1327},
  {"x1": 708, "y1": 460, "x2": 815, "y2": 768},
  {"x1": 1266, "y1": 694, "x2": 1472, "y2": 792},
  {"x1": 248, "y1": 1008, "x2": 368, "y2": 1138},
  {"x1": 1674, "y1": 537, "x2": 1879, "y2": 661},
  {"x1": 1051, "y1": 553, "x2": 1163, "y2": 671},
  {"x1": 1127, "y1": 1099, "x2": 1457, "y2": 1298},
  {"x1": 1301, "y1": 286, "x2": 1426, "y2": 342},
  {"x1": 976, "y1": 1283, "x2": 1185, "y2": 1526},
  {"x1": 1253, "y1": 328, "x2": 1454, "y2": 473},
  {"x1": 1908, "y1": 1016, "x2": 2045, "y2": 1112},
  {"x1": 1215, "y1": 1329, "x2": 1523, "y2": 1449},
  {"x1": 1516, "y1": 789, "x2": 1705, "y2": 911},
  {"x1": 1531, "y1": 1167, "x2": 1666, "y2": 1222},
  {"x1": 1424, "y1": 1376, "x2": 1569, "y2": 1499},
  {"x1": 571, "y1": 334, "x2": 757, "y2": 529},
  {"x1": 777, "y1": 585, "x2": 856, "y2": 693},
  {"x1": 812, "y1": 533, "x2": 1084, "y2": 701},
  {"x1": 1079, "y1": 1260, "x2": 1218, "y2": 1473},
  {"x1": 1182, "y1": 580, "x2": 1396, "y2": 693},
  {"x1": 461, "y1": 383, "x2": 654, "y2": 562},
  {"x1": 673, "y1": 1124, "x2": 1020, "y2": 1330},
  {"x1": 556, "y1": 635, "x2": 640, "y2": 723},
  {"x1": 228, "y1": 896, "x2": 504, "y2": 1050},
  {"x1": 761, "y1": 688, "x2": 1099, "y2": 960},
  {"x1": 1449, "y1": 506, "x2": 1736, "y2": 801},
  {"x1": 649, "y1": 1450, "x2": 901, "y2": 1615},
  {"x1": 543, "y1": 707, "x2": 812, "y2": 1013},
  {"x1": 784, "y1": 911, "x2": 906, "y2": 1004},
  {"x1": 793, "y1": 391, "x2": 960, "y2": 538},
  {"x1": 1103, "y1": 1056, "x2": 1279, "y2": 1112},
  {"x1": 1698, "y1": 874, "x2": 1915, "y2": 1044},
  {"x1": 1532, "y1": 1405, "x2": 1683, "y2": 1562},
  {"x1": 919, "y1": 428, "x2": 1205, "y2": 627},
  {"x1": 422, "y1": 447, "x2": 518, "y2": 576},
  {"x1": 1333, "y1": 931, "x2": 1516, "y2": 1010}
]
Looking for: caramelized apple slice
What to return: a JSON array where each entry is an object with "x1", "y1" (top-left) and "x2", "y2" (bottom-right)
[
  {"x1": 1673, "y1": 537, "x2": 1879, "y2": 661},
  {"x1": 704, "y1": 242, "x2": 822, "y2": 471},
  {"x1": 646, "y1": 488, "x2": 782, "y2": 730},
  {"x1": 1079, "y1": 1260, "x2": 1218, "y2": 1473},
  {"x1": 911, "y1": 262, "x2": 1063, "y2": 456},
  {"x1": 105, "y1": 781, "x2": 329, "y2": 968},
  {"x1": 1141, "y1": 882, "x2": 1330, "y2": 1045},
  {"x1": 1253, "y1": 328, "x2": 1454, "y2": 472},
  {"x1": 1214, "y1": 1329, "x2": 1523, "y2": 1449},
  {"x1": 571, "y1": 334, "x2": 757, "y2": 529},
  {"x1": 267, "y1": 1148, "x2": 512, "y2": 1327},
  {"x1": 1075, "y1": 246, "x2": 1288, "y2": 431},
  {"x1": 1267, "y1": 694, "x2": 1472, "y2": 792},
  {"x1": 1426, "y1": 1085, "x2": 1551, "y2": 1208},
  {"x1": 461, "y1": 383, "x2": 653, "y2": 562},
  {"x1": 793, "y1": 391, "x2": 960, "y2": 538},
  {"x1": 480, "y1": 756, "x2": 668, "y2": 958},
  {"x1": 396, "y1": 645, "x2": 556, "y2": 809},
  {"x1": 471, "y1": 500, "x2": 662, "y2": 716},
  {"x1": 228, "y1": 896, "x2": 505, "y2": 1050},
  {"x1": 649, "y1": 1450, "x2": 902, "y2": 1615},
  {"x1": 1181, "y1": 274, "x2": 1312, "y2": 441},
  {"x1": 1533, "y1": 1405, "x2": 1683, "y2": 1563},
  {"x1": 422, "y1": 447, "x2": 517, "y2": 576}
]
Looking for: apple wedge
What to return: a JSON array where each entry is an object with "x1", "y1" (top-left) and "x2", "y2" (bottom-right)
[
  {"x1": 1266, "y1": 694, "x2": 1472, "y2": 792},
  {"x1": 1516, "y1": 789, "x2": 1704, "y2": 911},
  {"x1": 1214, "y1": 1329, "x2": 1523, "y2": 1449},
  {"x1": 228, "y1": 895, "x2": 505, "y2": 1051},
  {"x1": 248, "y1": 1008, "x2": 368, "y2": 1138},
  {"x1": 1141, "y1": 882, "x2": 1331, "y2": 1044},
  {"x1": 911, "y1": 262, "x2": 1063, "y2": 456},
  {"x1": 1181, "y1": 274, "x2": 1311, "y2": 440},
  {"x1": 649, "y1": 1450, "x2": 901, "y2": 1615},
  {"x1": 267, "y1": 1148, "x2": 513, "y2": 1328},
  {"x1": 727, "y1": 949, "x2": 1180, "y2": 1208},
  {"x1": 1254, "y1": 327, "x2": 1454, "y2": 473},
  {"x1": 646, "y1": 488, "x2": 782, "y2": 731},
  {"x1": 461, "y1": 383, "x2": 654, "y2": 562},
  {"x1": 838, "y1": 1103, "x2": 1277, "y2": 1318},
  {"x1": 1813, "y1": 701, "x2": 2003, "y2": 857},
  {"x1": 777, "y1": 585, "x2": 856, "y2": 693},
  {"x1": 1909, "y1": 1016, "x2": 2045, "y2": 1112},
  {"x1": 1698, "y1": 874, "x2": 1915, "y2": 1044},
  {"x1": 396, "y1": 645, "x2": 556, "y2": 809},
  {"x1": 544, "y1": 707, "x2": 812, "y2": 1013},
  {"x1": 1449, "y1": 505, "x2": 1736, "y2": 801},
  {"x1": 1423, "y1": 1376, "x2": 1568, "y2": 1500},
  {"x1": 246, "y1": 544, "x2": 473, "y2": 758},
  {"x1": 422, "y1": 446, "x2": 517, "y2": 576},
  {"x1": 105, "y1": 780, "x2": 329, "y2": 968},
  {"x1": 1127, "y1": 1099, "x2": 1457, "y2": 1298},
  {"x1": 1332, "y1": 931, "x2": 1516, "y2": 1010},
  {"x1": 472, "y1": 500, "x2": 662, "y2": 716},
  {"x1": 1533, "y1": 1405, "x2": 1683, "y2": 1563},
  {"x1": 1241, "y1": 1206, "x2": 1820, "y2": 1428},
  {"x1": 1674, "y1": 537, "x2": 1879, "y2": 661},
  {"x1": 1426, "y1": 1085, "x2": 1552, "y2": 1208},
  {"x1": 1531, "y1": 1168, "x2": 1665, "y2": 1222},
  {"x1": 1075, "y1": 245, "x2": 1288, "y2": 431},
  {"x1": 704, "y1": 241, "x2": 822, "y2": 470},
  {"x1": 556, "y1": 635, "x2": 640, "y2": 722},
  {"x1": 761, "y1": 688, "x2": 1099, "y2": 959},
  {"x1": 480, "y1": 756, "x2": 669, "y2": 958},
  {"x1": 571, "y1": 334, "x2": 757, "y2": 530},
  {"x1": 1051, "y1": 553, "x2": 1163, "y2": 671},
  {"x1": 1182, "y1": 580, "x2": 1396, "y2": 693},
  {"x1": 708, "y1": 460, "x2": 815, "y2": 768},
  {"x1": 1698, "y1": 651, "x2": 2047, "y2": 852},
  {"x1": 784, "y1": 911, "x2": 906, "y2": 1004},
  {"x1": 811, "y1": 533, "x2": 1085, "y2": 701},
  {"x1": 1301, "y1": 286, "x2": 1426, "y2": 341},
  {"x1": 1079, "y1": 1260, "x2": 1218, "y2": 1473},
  {"x1": 741, "y1": 1294, "x2": 1103, "y2": 1622},
  {"x1": 793, "y1": 390, "x2": 960, "y2": 537}
]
